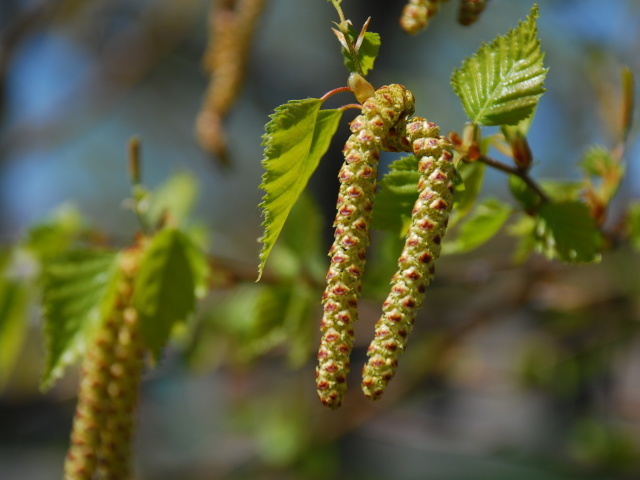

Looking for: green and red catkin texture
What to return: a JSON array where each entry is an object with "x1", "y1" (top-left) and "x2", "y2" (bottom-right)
[
  {"x1": 458, "y1": 0, "x2": 490, "y2": 26},
  {"x1": 64, "y1": 251, "x2": 144, "y2": 480},
  {"x1": 362, "y1": 118, "x2": 455, "y2": 401},
  {"x1": 316, "y1": 85, "x2": 415, "y2": 409}
]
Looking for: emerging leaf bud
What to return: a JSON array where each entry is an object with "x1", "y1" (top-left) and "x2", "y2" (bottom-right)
[{"x1": 348, "y1": 73, "x2": 376, "y2": 104}]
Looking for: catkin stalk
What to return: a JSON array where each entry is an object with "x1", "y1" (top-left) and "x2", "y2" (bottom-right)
[{"x1": 362, "y1": 118, "x2": 455, "y2": 400}]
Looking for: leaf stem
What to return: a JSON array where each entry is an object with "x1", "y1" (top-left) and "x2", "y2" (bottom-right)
[
  {"x1": 320, "y1": 86, "x2": 352, "y2": 102},
  {"x1": 478, "y1": 154, "x2": 550, "y2": 204}
]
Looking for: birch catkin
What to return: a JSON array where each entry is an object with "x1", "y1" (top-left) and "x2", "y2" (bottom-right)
[
  {"x1": 400, "y1": 0, "x2": 448, "y2": 35},
  {"x1": 362, "y1": 118, "x2": 455, "y2": 401},
  {"x1": 196, "y1": 0, "x2": 266, "y2": 164},
  {"x1": 316, "y1": 85, "x2": 415, "y2": 409},
  {"x1": 64, "y1": 250, "x2": 144, "y2": 480}
]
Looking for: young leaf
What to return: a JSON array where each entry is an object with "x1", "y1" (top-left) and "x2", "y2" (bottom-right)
[
  {"x1": 443, "y1": 197, "x2": 512, "y2": 254},
  {"x1": 451, "y1": 5, "x2": 547, "y2": 126},
  {"x1": 341, "y1": 24, "x2": 381, "y2": 75},
  {"x1": 133, "y1": 229, "x2": 200, "y2": 360},
  {"x1": 535, "y1": 201, "x2": 602, "y2": 263},
  {"x1": 372, "y1": 155, "x2": 420, "y2": 234},
  {"x1": 259, "y1": 100, "x2": 342, "y2": 279},
  {"x1": 41, "y1": 250, "x2": 119, "y2": 390}
]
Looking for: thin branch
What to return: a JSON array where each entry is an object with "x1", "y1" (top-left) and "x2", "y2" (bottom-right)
[{"x1": 478, "y1": 154, "x2": 550, "y2": 204}]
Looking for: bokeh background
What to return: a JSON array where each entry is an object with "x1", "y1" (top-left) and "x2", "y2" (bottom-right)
[{"x1": 1, "y1": 0, "x2": 640, "y2": 479}]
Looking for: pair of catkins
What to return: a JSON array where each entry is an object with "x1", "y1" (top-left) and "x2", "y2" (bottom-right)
[
  {"x1": 401, "y1": 0, "x2": 490, "y2": 34},
  {"x1": 316, "y1": 76, "x2": 456, "y2": 409}
]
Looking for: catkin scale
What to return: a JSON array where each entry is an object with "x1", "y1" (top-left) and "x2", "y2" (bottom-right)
[
  {"x1": 362, "y1": 118, "x2": 455, "y2": 401},
  {"x1": 317, "y1": 85, "x2": 415, "y2": 409},
  {"x1": 64, "y1": 251, "x2": 144, "y2": 480}
]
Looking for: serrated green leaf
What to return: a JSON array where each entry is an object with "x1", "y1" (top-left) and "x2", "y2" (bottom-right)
[
  {"x1": 258, "y1": 100, "x2": 342, "y2": 279},
  {"x1": 535, "y1": 201, "x2": 602, "y2": 263},
  {"x1": 372, "y1": 155, "x2": 421, "y2": 234},
  {"x1": 443, "y1": 197, "x2": 512, "y2": 254},
  {"x1": 41, "y1": 250, "x2": 119, "y2": 390},
  {"x1": 0, "y1": 266, "x2": 29, "y2": 390},
  {"x1": 133, "y1": 229, "x2": 199, "y2": 360},
  {"x1": 342, "y1": 25, "x2": 381, "y2": 75},
  {"x1": 145, "y1": 172, "x2": 198, "y2": 228},
  {"x1": 451, "y1": 5, "x2": 547, "y2": 126}
]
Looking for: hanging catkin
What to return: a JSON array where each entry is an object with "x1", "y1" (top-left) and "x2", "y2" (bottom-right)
[
  {"x1": 196, "y1": 0, "x2": 266, "y2": 165},
  {"x1": 316, "y1": 84, "x2": 415, "y2": 409},
  {"x1": 362, "y1": 118, "x2": 455, "y2": 401},
  {"x1": 64, "y1": 250, "x2": 144, "y2": 480}
]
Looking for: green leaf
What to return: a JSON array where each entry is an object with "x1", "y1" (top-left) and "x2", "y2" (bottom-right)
[
  {"x1": 450, "y1": 161, "x2": 486, "y2": 226},
  {"x1": 451, "y1": 5, "x2": 547, "y2": 126},
  {"x1": 145, "y1": 172, "x2": 198, "y2": 228},
  {"x1": 41, "y1": 250, "x2": 119, "y2": 390},
  {"x1": 342, "y1": 25, "x2": 381, "y2": 75},
  {"x1": 0, "y1": 260, "x2": 29, "y2": 390},
  {"x1": 372, "y1": 155, "x2": 421, "y2": 234},
  {"x1": 258, "y1": 100, "x2": 342, "y2": 279},
  {"x1": 535, "y1": 201, "x2": 602, "y2": 263},
  {"x1": 443, "y1": 198, "x2": 512, "y2": 254},
  {"x1": 133, "y1": 229, "x2": 200, "y2": 360}
]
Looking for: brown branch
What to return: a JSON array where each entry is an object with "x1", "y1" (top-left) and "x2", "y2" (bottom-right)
[{"x1": 478, "y1": 154, "x2": 550, "y2": 204}]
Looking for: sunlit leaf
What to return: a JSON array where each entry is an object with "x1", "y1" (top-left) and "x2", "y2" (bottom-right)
[
  {"x1": 535, "y1": 201, "x2": 602, "y2": 263},
  {"x1": 41, "y1": 250, "x2": 119, "y2": 390},
  {"x1": 133, "y1": 229, "x2": 200, "y2": 360},
  {"x1": 443, "y1": 197, "x2": 512, "y2": 254},
  {"x1": 259, "y1": 100, "x2": 342, "y2": 279},
  {"x1": 451, "y1": 5, "x2": 547, "y2": 125}
]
